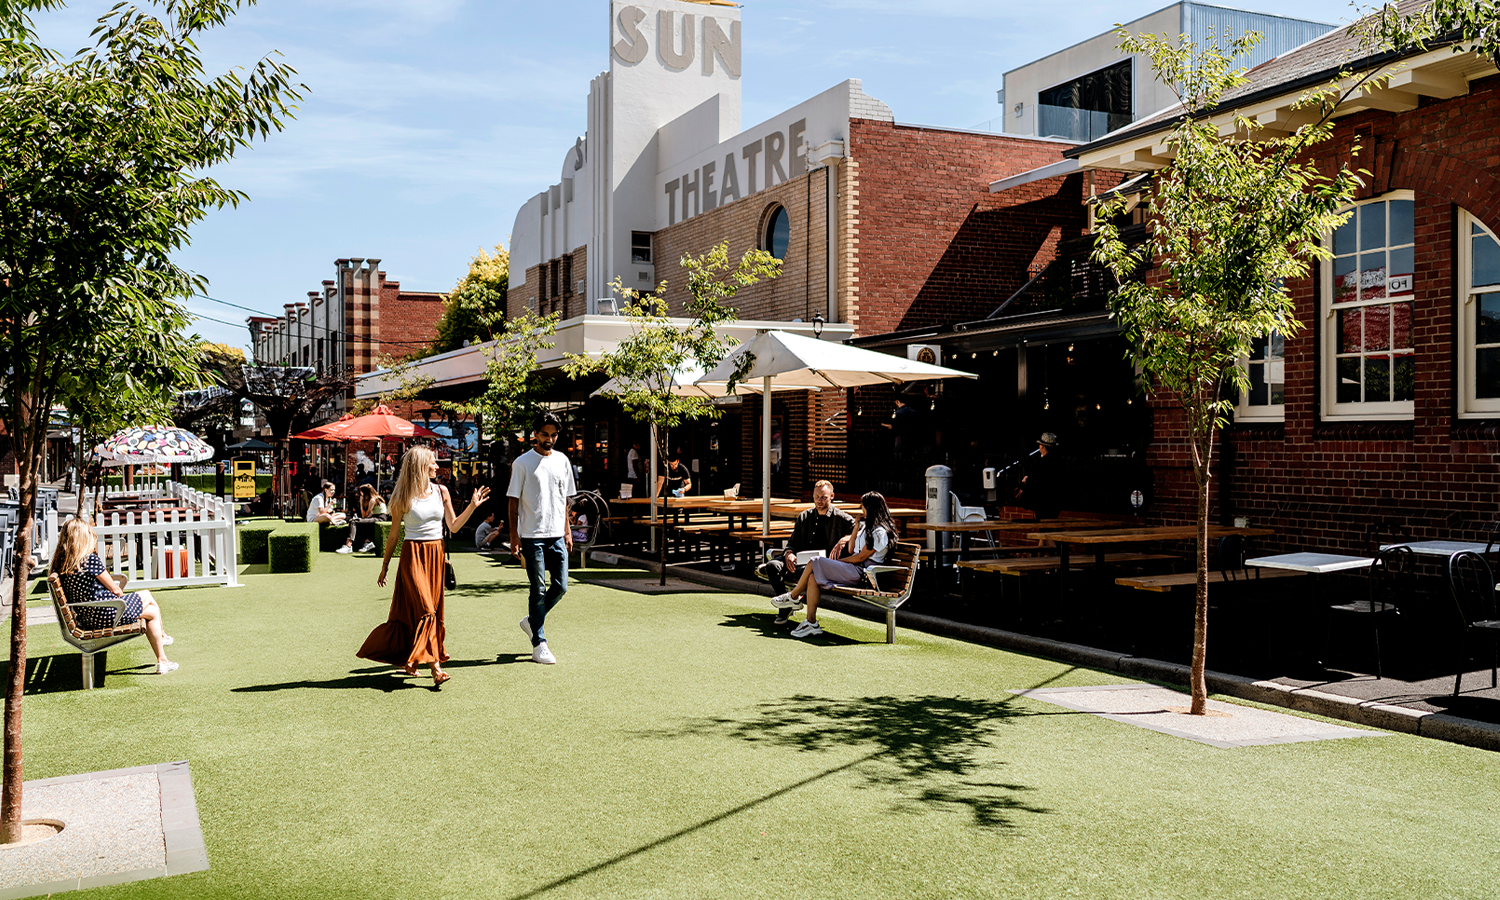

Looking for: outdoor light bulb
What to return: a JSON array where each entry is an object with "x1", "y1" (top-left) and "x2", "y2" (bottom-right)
[
  {"x1": 1068, "y1": 343, "x2": 1075, "y2": 352},
  {"x1": 991, "y1": 350, "x2": 998, "y2": 356},
  {"x1": 1096, "y1": 403, "x2": 1101, "y2": 410}
]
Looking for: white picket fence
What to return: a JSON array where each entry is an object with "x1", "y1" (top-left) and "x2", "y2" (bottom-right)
[{"x1": 93, "y1": 481, "x2": 240, "y2": 589}]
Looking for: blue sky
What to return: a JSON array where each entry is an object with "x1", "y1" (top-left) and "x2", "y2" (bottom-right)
[{"x1": 37, "y1": 0, "x2": 1363, "y2": 352}]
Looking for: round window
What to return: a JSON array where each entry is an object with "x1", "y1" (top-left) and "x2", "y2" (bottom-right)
[{"x1": 763, "y1": 206, "x2": 789, "y2": 260}]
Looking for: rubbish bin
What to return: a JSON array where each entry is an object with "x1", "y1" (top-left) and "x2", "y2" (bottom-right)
[{"x1": 924, "y1": 465, "x2": 953, "y2": 554}]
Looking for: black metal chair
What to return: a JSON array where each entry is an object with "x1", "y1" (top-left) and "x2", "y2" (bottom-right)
[
  {"x1": 1444, "y1": 550, "x2": 1500, "y2": 696},
  {"x1": 1366, "y1": 521, "x2": 1410, "y2": 556},
  {"x1": 1327, "y1": 544, "x2": 1411, "y2": 678},
  {"x1": 1217, "y1": 534, "x2": 1258, "y2": 581}
]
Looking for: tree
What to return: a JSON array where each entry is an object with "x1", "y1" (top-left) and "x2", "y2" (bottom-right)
[
  {"x1": 564, "y1": 241, "x2": 780, "y2": 581},
  {"x1": 443, "y1": 311, "x2": 558, "y2": 468},
  {"x1": 430, "y1": 244, "x2": 510, "y2": 355},
  {"x1": 1088, "y1": 14, "x2": 1447, "y2": 713},
  {"x1": 0, "y1": 0, "x2": 302, "y2": 841},
  {"x1": 227, "y1": 364, "x2": 355, "y2": 511}
]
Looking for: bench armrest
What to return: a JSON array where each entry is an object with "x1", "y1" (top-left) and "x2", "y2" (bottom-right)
[
  {"x1": 863, "y1": 564, "x2": 906, "y2": 592},
  {"x1": 65, "y1": 598, "x2": 129, "y2": 615}
]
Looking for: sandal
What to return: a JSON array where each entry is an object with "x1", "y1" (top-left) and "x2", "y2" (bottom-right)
[
  {"x1": 402, "y1": 663, "x2": 418, "y2": 678},
  {"x1": 432, "y1": 670, "x2": 451, "y2": 686}
]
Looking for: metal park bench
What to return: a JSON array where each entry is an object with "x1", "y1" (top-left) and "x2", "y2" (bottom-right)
[
  {"x1": 821, "y1": 541, "x2": 921, "y2": 644},
  {"x1": 46, "y1": 573, "x2": 147, "y2": 689}
]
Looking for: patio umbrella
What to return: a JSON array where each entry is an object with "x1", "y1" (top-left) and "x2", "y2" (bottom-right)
[
  {"x1": 696, "y1": 330, "x2": 977, "y2": 534},
  {"x1": 313, "y1": 405, "x2": 442, "y2": 441},
  {"x1": 224, "y1": 438, "x2": 275, "y2": 452},
  {"x1": 92, "y1": 425, "x2": 214, "y2": 466},
  {"x1": 291, "y1": 413, "x2": 356, "y2": 442},
  {"x1": 592, "y1": 367, "x2": 815, "y2": 537}
]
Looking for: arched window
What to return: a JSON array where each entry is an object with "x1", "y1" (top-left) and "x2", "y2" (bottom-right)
[{"x1": 763, "y1": 205, "x2": 789, "y2": 260}]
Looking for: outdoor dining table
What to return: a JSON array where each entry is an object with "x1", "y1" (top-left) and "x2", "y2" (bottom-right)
[
  {"x1": 1026, "y1": 524, "x2": 1276, "y2": 595},
  {"x1": 1381, "y1": 540, "x2": 1493, "y2": 557},
  {"x1": 699, "y1": 497, "x2": 797, "y2": 532},
  {"x1": 1244, "y1": 552, "x2": 1374, "y2": 671}
]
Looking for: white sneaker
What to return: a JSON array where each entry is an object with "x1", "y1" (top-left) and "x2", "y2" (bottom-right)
[
  {"x1": 519, "y1": 616, "x2": 533, "y2": 640},
  {"x1": 156, "y1": 661, "x2": 179, "y2": 675},
  {"x1": 162, "y1": 635, "x2": 174, "y2": 646},
  {"x1": 360, "y1": 541, "x2": 376, "y2": 553},
  {"x1": 770, "y1": 593, "x2": 799, "y2": 609},
  {"x1": 790, "y1": 620, "x2": 823, "y2": 638},
  {"x1": 532, "y1": 642, "x2": 556, "y2": 665},
  {"x1": 336, "y1": 545, "x2": 353, "y2": 554}
]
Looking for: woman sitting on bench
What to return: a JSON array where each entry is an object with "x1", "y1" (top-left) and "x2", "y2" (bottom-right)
[
  {"x1": 51, "y1": 517, "x2": 178, "y2": 674},
  {"x1": 770, "y1": 491, "x2": 896, "y2": 638}
]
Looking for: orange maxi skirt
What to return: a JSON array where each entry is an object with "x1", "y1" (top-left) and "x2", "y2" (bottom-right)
[{"x1": 357, "y1": 539, "x2": 448, "y2": 668}]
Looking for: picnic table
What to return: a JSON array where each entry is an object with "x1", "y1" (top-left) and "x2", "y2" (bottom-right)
[
  {"x1": 1026, "y1": 524, "x2": 1276, "y2": 593},
  {"x1": 912, "y1": 518, "x2": 1133, "y2": 572}
]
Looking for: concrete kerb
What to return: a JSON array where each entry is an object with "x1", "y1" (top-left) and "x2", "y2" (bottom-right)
[{"x1": 592, "y1": 548, "x2": 1500, "y2": 753}]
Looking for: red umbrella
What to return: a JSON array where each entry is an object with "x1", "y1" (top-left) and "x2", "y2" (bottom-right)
[
  {"x1": 292, "y1": 413, "x2": 356, "y2": 441},
  {"x1": 320, "y1": 405, "x2": 442, "y2": 441}
]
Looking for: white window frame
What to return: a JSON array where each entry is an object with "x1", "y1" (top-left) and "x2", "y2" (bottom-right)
[
  {"x1": 1457, "y1": 210, "x2": 1500, "y2": 417},
  {"x1": 1234, "y1": 330, "x2": 1286, "y2": 421},
  {"x1": 1321, "y1": 191, "x2": 1417, "y2": 421}
]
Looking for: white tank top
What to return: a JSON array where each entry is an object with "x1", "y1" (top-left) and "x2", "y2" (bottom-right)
[{"x1": 402, "y1": 488, "x2": 444, "y2": 541}]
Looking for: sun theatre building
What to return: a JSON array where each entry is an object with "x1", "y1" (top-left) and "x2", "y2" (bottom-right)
[{"x1": 362, "y1": 0, "x2": 1115, "y2": 499}]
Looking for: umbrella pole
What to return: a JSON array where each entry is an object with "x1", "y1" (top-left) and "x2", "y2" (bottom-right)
[{"x1": 761, "y1": 376, "x2": 771, "y2": 537}]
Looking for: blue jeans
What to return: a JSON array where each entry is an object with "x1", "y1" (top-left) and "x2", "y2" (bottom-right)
[{"x1": 520, "y1": 536, "x2": 568, "y2": 646}]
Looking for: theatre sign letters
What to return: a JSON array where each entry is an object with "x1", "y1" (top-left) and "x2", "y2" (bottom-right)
[{"x1": 613, "y1": 5, "x2": 740, "y2": 75}]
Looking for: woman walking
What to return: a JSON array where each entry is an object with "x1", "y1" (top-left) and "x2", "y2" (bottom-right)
[
  {"x1": 770, "y1": 491, "x2": 896, "y2": 638},
  {"x1": 357, "y1": 446, "x2": 488, "y2": 685}
]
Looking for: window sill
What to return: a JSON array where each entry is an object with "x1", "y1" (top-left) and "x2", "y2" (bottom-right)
[{"x1": 1313, "y1": 421, "x2": 1414, "y2": 440}]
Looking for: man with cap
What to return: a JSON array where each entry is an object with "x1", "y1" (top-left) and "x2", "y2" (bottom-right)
[{"x1": 1015, "y1": 432, "x2": 1062, "y2": 519}]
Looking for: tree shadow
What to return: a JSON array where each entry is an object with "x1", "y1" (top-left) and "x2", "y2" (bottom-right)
[
  {"x1": 714, "y1": 613, "x2": 869, "y2": 646},
  {"x1": 639, "y1": 693, "x2": 1051, "y2": 830}
]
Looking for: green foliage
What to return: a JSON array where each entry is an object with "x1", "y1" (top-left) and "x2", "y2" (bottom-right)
[
  {"x1": 374, "y1": 520, "x2": 405, "y2": 557},
  {"x1": 431, "y1": 244, "x2": 510, "y2": 355},
  {"x1": 443, "y1": 311, "x2": 558, "y2": 462},
  {"x1": 564, "y1": 241, "x2": 780, "y2": 457},
  {"x1": 318, "y1": 522, "x2": 352, "y2": 552},
  {"x1": 238, "y1": 521, "x2": 279, "y2": 565},
  {"x1": 268, "y1": 523, "x2": 318, "y2": 573}
]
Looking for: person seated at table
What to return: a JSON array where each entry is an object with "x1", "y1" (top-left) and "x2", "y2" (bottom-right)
[
  {"x1": 307, "y1": 480, "x2": 354, "y2": 553},
  {"x1": 569, "y1": 507, "x2": 590, "y2": 544},
  {"x1": 351, "y1": 484, "x2": 389, "y2": 553},
  {"x1": 474, "y1": 509, "x2": 505, "y2": 552},
  {"x1": 757, "y1": 480, "x2": 855, "y2": 625},
  {"x1": 654, "y1": 455, "x2": 692, "y2": 499},
  {"x1": 771, "y1": 491, "x2": 896, "y2": 638},
  {"x1": 51, "y1": 517, "x2": 178, "y2": 674}
]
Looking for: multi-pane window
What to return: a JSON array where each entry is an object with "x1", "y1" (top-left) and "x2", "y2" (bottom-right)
[
  {"x1": 1458, "y1": 211, "x2": 1500, "y2": 416},
  {"x1": 1324, "y1": 193, "x2": 1415, "y2": 418},
  {"x1": 1237, "y1": 331, "x2": 1285, "y2": 419}
]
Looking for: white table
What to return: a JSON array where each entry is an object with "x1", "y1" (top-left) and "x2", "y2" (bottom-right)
[
  {"x1": 1246, "y1": 552, "x2": 1374, "y2": 574},
  {"x1": 1381, "y1": 540, "x2": 1491, "y2": 557}
]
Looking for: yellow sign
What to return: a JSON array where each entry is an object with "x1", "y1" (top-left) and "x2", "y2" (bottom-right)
[{"x1": 233, "y1": 460, "x2": 258, "y2": 499}]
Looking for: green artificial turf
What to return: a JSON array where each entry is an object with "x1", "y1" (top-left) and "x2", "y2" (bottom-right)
[{"x1": 10, "y1": 553, "x2": 1500, "y2": 899}]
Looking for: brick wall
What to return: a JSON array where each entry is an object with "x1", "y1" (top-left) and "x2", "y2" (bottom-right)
[
  {"x1": 378, "y1": 283, "x2": 445, "y2": 359},
  {"x1": 507, "y1": 246, "x2": 586, "y2": 320},
  {"x1": 847, "y1": 120, "x2": 1086, "y2": 336},
  {"x1": 1145, "y1": 74, "x2": 1500, "y2": 551}
]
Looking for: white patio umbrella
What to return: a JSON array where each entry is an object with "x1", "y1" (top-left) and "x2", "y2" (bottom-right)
[
  {"x1": 696, "y1": 330, "x2": 978, "y2": 535},
  {"x1": 592, "y1": 366, "x2": 815, "y2": 544}
]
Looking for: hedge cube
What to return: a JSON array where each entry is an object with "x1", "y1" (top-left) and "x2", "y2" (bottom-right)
[
  {"x1": 373, "y1": 520, "x2": 404, "y2": 557},
  {"x1": 238, "y1": 521, "x2": 280, "y2": 565},
  {"x1": 268, "y1": 523, "x2": 319, "y2": 573},
  {"x1": 319, "y1": 522, "x2": 352, "y2": 552}
]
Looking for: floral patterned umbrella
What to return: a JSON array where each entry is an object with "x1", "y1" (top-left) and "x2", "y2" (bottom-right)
[{"x1": 92, "y1": 425, "x2": 215, "y2": 466}]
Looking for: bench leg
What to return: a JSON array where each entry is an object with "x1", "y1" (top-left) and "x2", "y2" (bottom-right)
[
  {"x1": 81, "y1": 652, "x2": 96, "y2": 690},
  {"x1": 886, "y1": 609, "x2": 896, "y2": 644}
]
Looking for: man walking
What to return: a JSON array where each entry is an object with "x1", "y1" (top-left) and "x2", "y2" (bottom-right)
[
  {"x1": 509, "y1": 413, "x2": 576, "y2": 665},
  {"x1": 757, "y1": 480, "x2": 854, "y2": 626}
]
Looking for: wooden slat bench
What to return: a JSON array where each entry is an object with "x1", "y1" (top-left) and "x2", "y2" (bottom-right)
[
  {"x1": 958, "y1": 552, "x2": 1179, "y2": 575},
  {"x1": 822, "y1": 541, "x2": 921, "y2": 643},
  {"x1": 1114, "y1": 567, "x2": 1307, "y2": 592}
]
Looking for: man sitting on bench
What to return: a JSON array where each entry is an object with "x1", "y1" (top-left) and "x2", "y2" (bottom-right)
[{"x1": 758, "y1": 480, "x2": 854, "y2": 626}]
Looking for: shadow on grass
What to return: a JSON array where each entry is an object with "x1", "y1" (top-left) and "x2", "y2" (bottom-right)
[
  {"x1": 714, "y1": 613, "x2": 866, "y2": 646},
  {"x1": 231, "y1": 657, "x2": 514, "y2": 693},
  {"x1": 3, "y1": 653, "x2": 89, "y2": 694}
]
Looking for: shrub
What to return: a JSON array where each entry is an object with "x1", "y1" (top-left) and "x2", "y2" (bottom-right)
[
  {"x1": 268, "y1": 522, "x2": 318, "y2": 573},
  {"x1": 238, "y1": 521, "x2": 280, "y2": 565},
  {"x1": 319, "y1": 522, "x2": 352, "y2": 552},
  {"x1": 372, "y1": 520, "x2": 405, "y2": 557}
]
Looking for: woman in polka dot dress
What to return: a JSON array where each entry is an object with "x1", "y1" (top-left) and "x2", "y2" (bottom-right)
[{"x1": 51, "y1": 517, "x2": 178, "y2": 674}]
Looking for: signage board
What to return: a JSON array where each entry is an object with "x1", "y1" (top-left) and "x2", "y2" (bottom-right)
[{"x1": 233, "y1": 459, "x2": 258, "y2": 499}]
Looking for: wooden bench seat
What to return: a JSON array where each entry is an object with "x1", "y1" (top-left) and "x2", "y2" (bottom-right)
[
  {"x1": 1114, "y1": 567, "x2": 1308, "y2": 592},
  {"x1": 822, "y1": 541, "x2": 921, "y2": 644},
  {"x1": 47, "y1": 573, "x2": 147, "y2": 689},
  {"x1": 958, "y1": 552, "x2": 1179, "y2": 575}
]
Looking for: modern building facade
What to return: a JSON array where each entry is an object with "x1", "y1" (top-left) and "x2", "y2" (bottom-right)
[{"x1": 996, "y1": 2, "x2": 1332, "y2": 143}]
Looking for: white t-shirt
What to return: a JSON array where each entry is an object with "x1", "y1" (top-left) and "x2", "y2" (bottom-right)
[
  {"x1": 626, "y1": 448, "x2": 640, "y2": 479},
  {"x1": 475, "y1": 520, "x2": 497, "y2": 547},
  {"x1": 306, "y1": 493, "x2": 330, "y2": 522},
  {"x1": 852, "y1": 525, "x2": 891, "y2": 565},
  {"x1": 507, "y1": 449, "x2": 577, "y2": 539}
]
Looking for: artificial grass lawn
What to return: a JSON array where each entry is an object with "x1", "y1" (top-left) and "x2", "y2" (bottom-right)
[{"x1": 11, "y1": 552, "x2": 1500, "y2": 900}]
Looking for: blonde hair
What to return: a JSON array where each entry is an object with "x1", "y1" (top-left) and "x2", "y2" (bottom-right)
[
  {"x1": 813, "y1": 480, "x2": 834, "y2": 494},
  {"x1": 51, "y1": 517, "x2": 97, "y2": 576},
  {"x1": 389, "y1": 446, "x2": 436, "y2": 514}
]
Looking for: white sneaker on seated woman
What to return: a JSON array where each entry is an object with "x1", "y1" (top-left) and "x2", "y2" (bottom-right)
[{"x1": 307, "y1": 480, "x2": 354, "y2": 552}]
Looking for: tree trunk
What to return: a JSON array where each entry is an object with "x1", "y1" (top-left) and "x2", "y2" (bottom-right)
[
  {"x1": 1, "y1": 398, "x2": 40, "y2": 844},
  {"x1": 1188, "y1": 427, "x2": 1215, "y2": 716}
]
